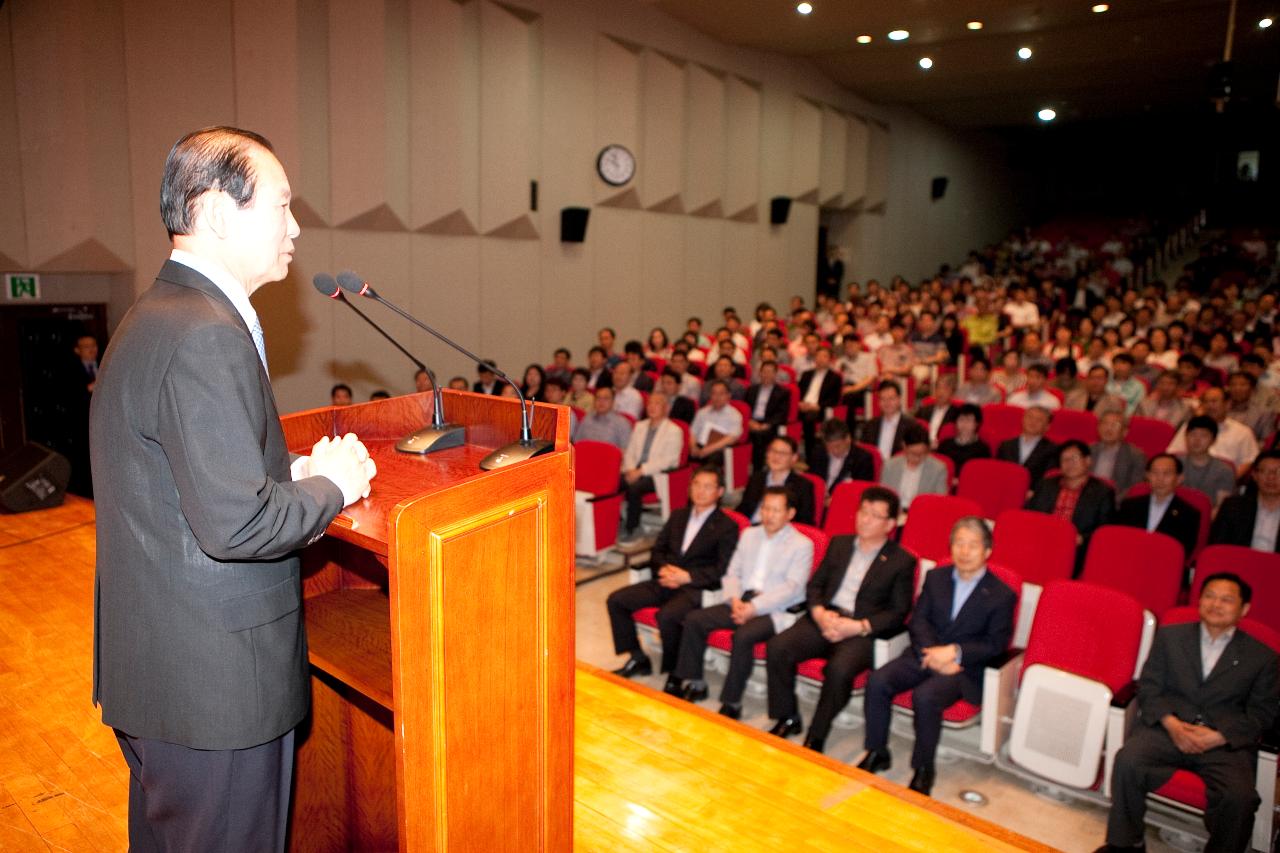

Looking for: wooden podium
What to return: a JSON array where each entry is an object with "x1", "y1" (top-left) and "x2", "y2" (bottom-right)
[{"x1": 278, "y1": 390, "x2": 575, "y2": 851}]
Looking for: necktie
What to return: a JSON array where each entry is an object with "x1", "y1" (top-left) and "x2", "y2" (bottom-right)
[
  {"x1": 249, "y1": 317, "x2": 269, "y2": 376},
  {"x1": 637, "y1": 424, "x2": 656, "y2": 467}
]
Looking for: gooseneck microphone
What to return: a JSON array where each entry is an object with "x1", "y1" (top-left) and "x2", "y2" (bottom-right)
[
  {"x1": 334, "y1": 270, "x2": 553, "y2": 470},
  {"x1": 312, "y1": 273, "x2": 465, "y2": 455}
]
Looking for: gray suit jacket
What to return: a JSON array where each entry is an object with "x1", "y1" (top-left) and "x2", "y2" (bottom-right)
[
  {"x1": 1091, "y1": 440, "x2": 1147, "y2": 498},
  {"x1": 880, "y1": 454, "x2": 949, "y2": 504},
  {"x1": 91, "y1": 260, "x2": 343, "y2": 750}
]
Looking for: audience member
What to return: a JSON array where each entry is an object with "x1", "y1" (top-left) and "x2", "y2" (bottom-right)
[
  {"x1": 915, "y1": 373, "x2": 960, "y2": 445},
  {"x1": 1091, "y1": 411, "x2": 1148, "y2": 498},
  {"x1": 1179, "y1": 416, "x2": 1239, "y2": 510},
  {"x1": 413, "y1": 368, "x2": 433, "y2": 393},
  {"x1": 735, "y1": 436, "x2": 816, "y2": 526},
  {"x1": 1210, "y1": 450, "x2": 1280, "y2": 552},
  {"x1": 858, "y1": 380, "x2": 920, "y2": 463},
  {"x1": 1106, "y1": 352, "x2": 1146, "y2": 414},
  {"x1": 880, "y1": 424, "x2": 948, "y2": 511},
  {"x1": 1225, "y1": 371, "x2": 1273, "y2": 442},
  {"x1": 618, "y1": 392, "x2": 685, "y2": 538},
  {"x1": 447, "y1": 376, "x2": 468, "y2": 391},
  {"x1": 992, "y1": 350, "x2": 1027, "y2": 395},
  {"x1": 668, "y1": 349, "x2": 703, "y2": 400},
  {"x1": 566, "y1": 368, "x2": 595, "y2": 410},
  {"x1": 956, "y1": 357, "x2": 1002, "y2": 406},
  {"x1": 658, "y1": 370, "x2": 696, "y2": 424},
  {"x1": 744, "y1": 361, "x2": 791, "y2": 469},
  {"x1": 584, "y1": 346, "x2": 613, "y2": 391},
  {"x1": 808, "y1": 418, "x2": 876, "y2": 494},
  {"x1": 573, "y1": 386, "x2": 631, "y2": 451},
  {"x1": 689, "y1": 380, "x2": 743, "y2": 463},
  {"x1": 521, "y1": 363, "x2": 546, "y2": 403},
  {"x1": 622, "y1": 341, "x2": 656, "y2": 391},
  {"x1": 996, "y1": 406, "x2": 1059, "y2": 489},
  {"x1": 1066, "y1": 365, "x2": 1127, "y2": 416},
  {"x1": 610, "y1": 361, "x2": 644, "y2": 419},
  {"x1": 1115, "y1": 454, "x2": 1201, "y2": 559},
  {"x1": 369, "y1": 390, "x2": 390, "y2": 401},
  {"x1": 1168, "y1": 386, "x2": 1259, "y2": 475},
  {"x1": 1024, "y1": 440, "x2": 1115, "y2": 571},
  {"x1": 699, "y1": 356, "x2": 747, "y2": 404},
  {"x1": 330, "y1": 383, "x2": 352, "y2": 406},
  {"x1": 797, "y1": 345, "x2": 842, "y2": 460},
  {"x1": 937, "y1": 404, "x2": 991, "y2": 476},
  {"x1": 473, "y1": 360, "x2": 501, "y2": 396},
  {"x1": 835, "y1": 336, "x2": 877, "y2": 398},
  {"x1": 546, "y1": 347, "x2": 573, "y2": 384},
  {"x1": 542, "y1": 377, "x2": 577, "y2": 434},
  {"x1": 1137, "y1": 370, "x2": 1192, "y2": 427},
  {"x1": 1007, "y1": 363, "x2": 1062, "y2": 410}
]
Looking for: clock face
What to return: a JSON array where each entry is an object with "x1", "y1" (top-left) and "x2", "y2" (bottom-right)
[{"x1": 597, "y1": 144, "x2": 636, "y2": 187}]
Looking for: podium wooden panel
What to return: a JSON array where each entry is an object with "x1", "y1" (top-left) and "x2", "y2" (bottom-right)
[{"x1": 281, "y1": 390, "x2": 575, "y2": 852}]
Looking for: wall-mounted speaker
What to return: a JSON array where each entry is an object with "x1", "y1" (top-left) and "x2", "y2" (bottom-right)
[
  {"x1": 0, "y1": 442, "x2": 69, "y2": 513},
  {"x1": 530, "y1": 180, "x2": 539, "y2": 212},
  {"x1": 769, "y1": 196, "x2": 792, "y2": 225},
  {"x1": 931, "y1": 177, "x2": 949, "y2": 200},
  {"x1": 560, "y1": 207, "x2": 589, "y2": 243}
]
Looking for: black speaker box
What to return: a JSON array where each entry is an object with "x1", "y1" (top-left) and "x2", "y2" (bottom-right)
[
  {"x1": 561, "y1": 207, "x2": 590, "y2": 242},
  {"x1": 931, "y1": 177, "x2": 949, "y2": 200},
  {"x1": 770, "y1": 196, "x2": 792, "y2": 225},
  {"x1": 0, "y1": 442, "x2": 70, "y2": 513}
]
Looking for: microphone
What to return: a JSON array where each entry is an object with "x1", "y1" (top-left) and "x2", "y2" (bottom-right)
[
  {"x1": 335, "y1": 270, "x2": 553, "y2": 470},
  {"x1": 312, "y1": 273, "x2": 465, "y2": 455}
]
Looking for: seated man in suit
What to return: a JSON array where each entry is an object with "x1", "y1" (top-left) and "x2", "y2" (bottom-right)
[
  {"x1": 1115, "y1": 454, "x2": 1201, "y2": 560},
  {"x1": 1096, "y1": 573, "x2": 1278, "y2": 853},
  {"x1": 807, "y1": 418, "x2": 876, "y2": 497},
  {"x1": 1181, "y1": 415, "x2": 1239, "y2": 511},
  {"x1": 621, "y1": 340, "x2": 655, "y2": 391},
  {"x1": 858, "y1": 380, "x2": 920, "y2": 464},
  {"x1": 744, "y1": 361, "x2": 792, "y2": 470},
  {"x1": 618, "y1": 391, "x2": 686, "y2": 539},
  {"x1": 699, "y1": 355, "x2": 747, "y2": 404},
  {"x1": 915, "y1": 373, "x2": 960, "y2": 446},
  {"x1": 657, "y1": 370, "x2": 696, "y2": 425},
  {"x1": 735, "y1": 435, "x2": 816, "y2": 526},
  {"x1": 764, "y1": 486, "x2": 915, "y2": 752},
  {"x1": 1024, "y1": 440, "x2": 1115, "y2": 574},
  {"x1": 797, "y1": 345, "x2": 843, "y2": 460},
  {"x1": 880, "y1": 424, "x2": 950, "y2": 511},
  {"x1": 689, "y1": 379, "x2": 743, "y2": 464},
  {"x1": 668, "y1": 487, "x2": 813, "y2": 715},
  {"x1": 1007, "y1": 363, "x2": 1062, "y2": 410},
  {"x1": 996, "y1": 405, "x2": 1058, "y2": 490},
  {"x1": 1066, "y1": 365, "x2": 1128, "y2": 417},
  {"x1": 1210, "y1": 449, "x2": 1280, "y2": 553},
  {"x1": 859, "y1": 516, "x2": 1016, "y2": 796},
  {"x1": 606, "y1": 466, "x2": 740, "y2": 678},
  {"x1": 1091, "y1": 411, "x2": 1148, "y2": 500}
]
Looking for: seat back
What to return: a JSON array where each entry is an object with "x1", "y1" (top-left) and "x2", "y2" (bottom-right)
[
  {"x1": 956, "y1": 458, "x2": 1031, "y2": 519},
  {"x1": 672, "y1": 419, "x2": 691, "y2": 466},
  {"x1": 1126, "y1": 416, "x2": 1176, "y2": 460},
  {"x1": 799, "y1": 471, "x2": 826, "y2": 527},
  {"x1": 930, "y1": 452, "x2": 957, "y2": 490},
  {"x1": 574, "y1": 441, "x2": 622, "y2": 496},
  {"x1": 1081, "y1": 525, "x2": 1184, "y2": 619},
  {"x1": 728, "y1": 400, "x2": 752, "y2": 443},
  {"x1": 979, "y1": 403, "x2": 1026, "y2": 448},
  {"x1": 899, "y1": 494, "x2": 983, "y2": 564},
  {"x1": 793, "y1": 522, "x2": 831, "y2": 572},
  {"x1": 991, "y1": 509, "x2": 1077, "y2": 586},
  {"x1": 822, "y1": 479, "x2": 879, "y2": 537},
  {"x1": 1022, "y1": 580, "x2": 1147, "y2": 693},
  {"x1": 721, "y1": 507, "x2": 750, "y2": 532},
  {"x1": 1047, "y1": 409, "x2": 1099, "y2": 445},
  {"x1": 1191, "y1": 545, "x2": 1280, "y2": 633}
]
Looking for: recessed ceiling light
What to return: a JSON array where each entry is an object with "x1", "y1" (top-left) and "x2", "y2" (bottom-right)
[
  {"x1": 856, "y1": 34, "x2": 873, "y2": 44},
  {"x1": 1038, "y1": 108, "x2": 1057, "y2": 122},
  {"x1": 967, "y1": 21, "x2": 984, "y2": 30},
  {"x1": 796, "y1": 2, "x2": 813, "y2": 15},
  {"x1": 1017, "y1": 47, "x2": 1033, "y2": 60},
  {"x1": 888, "y1": 29, "x2": 909, "y2": 41},
  {"x1": 1260, "y1": 17, "x2": 1274, "y2": 28},
  {"x1": 1092, "y1": 3, "x2": 1109, "y2": 12},
  {"x1": 918, "y1": 56, "x2": 933, "y2": 69}
]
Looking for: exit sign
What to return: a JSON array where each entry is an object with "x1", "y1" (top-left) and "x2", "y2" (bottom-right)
[{"x1": 5, "y1": 273, "x2": 39, "y2": 300}]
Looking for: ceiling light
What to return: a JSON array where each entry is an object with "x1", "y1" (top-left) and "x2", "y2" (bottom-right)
[
  {"x1": 1038, "y1": 108, "x2": 1057, "y2": 122},
  {"x1": 1260, "y1": 17, "x2": 1274, "y2": 28},
  {"x1": 888, "y1": 29, "x2": 910, "y2": 41},
  {"x1": 1092, "y1": 3, "x2": 1109, "y2": 12},
  {"x1": 918, "y1": 56, "x2": 933, "y2": 69},
  {"x1": 1017, "y1": 47, "x2": 1033, "y2": 60},
  {"x1": 856, "y1": 34, "x2": 873, "y2": 44},
  {"x1": 796, "y1": 2, "x2": 813, "y2": 14},
  {"x1": 967, "y1": 21, "x2": 984, "y2": 30}
]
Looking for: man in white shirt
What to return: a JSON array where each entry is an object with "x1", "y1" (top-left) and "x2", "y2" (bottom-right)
[
  {"x1": 1002, "y1": 286, "x2": 1040, "y2": 331},
  {"x1": 1167, "y1": 387, "x2": 1259, "y2": 476},
  {"x1": 667, "y1": 488, "x2": 813, "y2": 715},
  {"x1": 609, "y1": 361, "x2": 644, "y2": 420},
  {"x1": 689, "y1": 380, "x2": 744, "y2": 462},
  {"x1": 956, "y1": 357, "x2": 1003, "y2": 406},
  {"x1": 668, "y1": 350, "x2": 703, "y2": 401},
  {"x1": 618, "y1": 392, "x2": 685, "y2": 537},
  {"x1": 1007, "y1": 363, "x2": 1061, "y2": 410}
]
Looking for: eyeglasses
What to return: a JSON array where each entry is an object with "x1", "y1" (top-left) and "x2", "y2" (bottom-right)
[{"x1": 857, "y1": 507, "x2": 891, "y2": 521}]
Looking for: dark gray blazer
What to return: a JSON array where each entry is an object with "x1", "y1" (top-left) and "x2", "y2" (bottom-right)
[{"x1": 91, "y1": 260, "x2": 343, "y2": 750}]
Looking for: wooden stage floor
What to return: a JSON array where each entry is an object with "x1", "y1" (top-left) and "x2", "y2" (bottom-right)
[{"x1": 0, "y1": 498, "x2": 1054, "y2": 851}]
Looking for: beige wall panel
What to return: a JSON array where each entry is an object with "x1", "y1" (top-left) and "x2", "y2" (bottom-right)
[
  {"x1": 721, "y1": 221, "x2": 761, "y2": 311},
  {"x1": 818, "y1": 106, "x2": 847, "y2": 209},
  {"x1": 539, "y1": 240, "x2": 594, "y2": 357},
  {"x1": 866, "y1": 121, "x2": 890, "y2": 209},
  {"x1": 328, "y1": 0, "x2": 410, "y2": 229},
  {"x1": 294, "y1": 0, "x2": 331, "y2": 225},
  {"x1": 757, "y1": 85, "x2": 793, "y2": 204},
  {"x1": 640, "y1": 50, "x2": 685, "y2": 210},
  {"x1": 479, "y1": 1, "x2": 537, "y2": 235},
  {"x1": 785, "y1": 201, "x2": 819, "y2": 295},
  {"x1": 539, "y1": 2, "x2": 595, "y2": 222},
  {"x1": 723, "y1": 76, "x2": 760, "y2": 221},
  {"x1": 590, "y1": 208, "x2": 642, "y2": 337},
  {"x1": 12, "y1": 0, "x2": 132, "y2": 271},
  {"x1": 684, "y1": 64, "x2": 724, "y2": 216},
  {"x1": 0, "y1": 6, "x2": 28, "y2": 267},
  {"x1": 681, "y1": 218, "x2": 723, "y2": 322},
  {"x1": 478, "y1": 239, "x2": 542, "y2": 371},
  {"x1": 639, "y1": 214, "x2": 684, "y2": 340},
  {"x1": 255, "y1": 231, "x2": 335, "y2": 412},
  {"x1": 843, "y1": 115, "x2": 869, "y2": 209},
  {"x1": 789, "y1": 96, "x2": 821, "y2": 203},
  {"x1": 410, "y1": 234, "x2": 483, "y2": 388},
  {"x1": 593, "y1": 34, "x2": 641, "y2": 205},
  {"x1": 410, "y1": 0, "x2": 480, "y2": 232},
  {"x1": 233, "y1": 0, "x2": 302, "y2": 186}
]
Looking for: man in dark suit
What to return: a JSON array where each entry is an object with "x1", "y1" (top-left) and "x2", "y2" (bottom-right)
[
  {"x1": 797, "y1": 345, "x2": 843, "y2": 460},
  {"x1": 91, "y1": 127, "x2": 375, "y2": 851},
  {"x1": 764, "y1": 486, "x2": 915, "y2": 752},
  {"x1": 807, "y1": 418, "x2": 876, "y2": 494},
  {"x1": 1210, "y1": 450, "x2": 1280, "y2": 553},
  {"x1": 622, "y1": 341, "x2": 655, "y2": 391},
  {"x1": 473, "y1": 360, "x2": 502, "y2": 395},
  {"x1": 658, "y1": 370, "x2": 696, "y2": 425},
  {"x1": 1115, "y1": 454, "x2": 1201, "y2": 560},
  {"x1": 1097, "y1": 573, "x2": 1278, "y2": 853},
  {"x1": 606, "y1": 467, "x2": 740, "y2": 677},
  {"x1": 996, "y1": 404, "x2": 1058, "y2": 489},
  {"x1": 1024, "y1": 440, "x2": 1116, "y2": 575},
  {"x1": 735, "y1": 435, "x2": 816, "y2": 526},
  {"x1": 859, "y1": 517, "x2": 1016, "y2": 796},
  {"x1": 64, "y1": 333, "x2": 101, "y2": 496},
  {"x1": 858, "y1": 379, "x2": 920, "y2": 463},
  {"x1": 744, "y1": 361, "x2": 792, "y2": 469}
]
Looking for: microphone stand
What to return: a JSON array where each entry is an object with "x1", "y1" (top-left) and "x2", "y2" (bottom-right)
[
  {"x1": 335, "y1": 271, "x2": 554, "y2": 470},
  {"x1": 313, "y1": 274, "x2": 464, "y2": 454}
]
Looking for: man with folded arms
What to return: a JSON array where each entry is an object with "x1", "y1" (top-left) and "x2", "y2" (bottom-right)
[{"x1": 617, "y1": 391, "x2": 685, "y2": 540}]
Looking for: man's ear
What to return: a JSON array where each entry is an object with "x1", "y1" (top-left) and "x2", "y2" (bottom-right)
[{"x1": 196, "y1": 189, "x2": 230, "y2": 239}]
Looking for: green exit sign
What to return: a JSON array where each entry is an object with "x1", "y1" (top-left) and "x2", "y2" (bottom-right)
[{"x1": 5, "y1": 273, "x2": 39, "y2": 300}]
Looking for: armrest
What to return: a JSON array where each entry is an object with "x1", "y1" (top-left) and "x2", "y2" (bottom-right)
[
  {"x1": 1110, "y1": 681, "x2": 1138, "y2": 708},
  {"x1": 979, "y1": 649, "x2": 1024, "y2": 757},
  {"x1": 983, "y1": 647, "x2": 1024, "y2": 670},
  {"x1": 873, "y1": 630, "x2": 910, "y2": 668}
]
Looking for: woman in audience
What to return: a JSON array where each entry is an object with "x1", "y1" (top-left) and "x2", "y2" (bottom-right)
[
  {"x1": 1146, "y1": 326, "x2": 1179, "y2": 370},
  {"x1": 1043, "y1": 325, "x2": 1081, "y2": 362},
  {"x1": 938, "y1": 313, "x2": 965, "y2": 365},
  {"x1": 936, "y1": 404, "x2": 991, "y2": 475},
  {"x1": 521, "y1": 363, "x2": 546, "y2": 403},
  {"x1": 645, "y1": 327, "x2": 672, "y2": 362},
  {"x1": 566, "y1": 368, "x2": 594, "y2": 410}
]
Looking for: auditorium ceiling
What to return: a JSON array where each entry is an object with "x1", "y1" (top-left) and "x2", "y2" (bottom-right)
[{"x1": 651, "y1": 0, "x2": 1280, "y2": 127}]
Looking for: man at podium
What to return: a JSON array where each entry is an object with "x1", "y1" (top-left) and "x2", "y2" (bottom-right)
[{"x1": 90, "y1": 126, "x2": 374, "y2": 853}]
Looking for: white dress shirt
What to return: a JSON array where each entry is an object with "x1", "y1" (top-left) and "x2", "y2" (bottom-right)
[{"x1": 830, "y1": 541, "x2": 878, "y2": 613}]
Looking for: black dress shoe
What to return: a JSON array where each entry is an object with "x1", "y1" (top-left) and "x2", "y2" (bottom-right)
[
  {"x1": 1090, "y1": 845, "x2": 1145, "y2": 853},
  {"x1": 856, "y1": 748, "x2": 892, "y2": 774},
  {"x1": 802, "y1": 735, "x2": 826, "y2": 754},
  {"x1": 718, "y1": 704, "x2": 741, "y2": 720},
  {"x1": 611, "y1": 656, "x2": 652, "y2": 679},
  {"x1": 682, "y1": 682, "x2": 709, "y2": 702},
  {"x1": 663, "y1": 676, "x2": 683, "y2": 696},
  {"x1": 768, "y1": 716, "x2": 803, "y2": 738},
  {"x1": 908, "y1": 766, "x2": 935, "y2": 796}
]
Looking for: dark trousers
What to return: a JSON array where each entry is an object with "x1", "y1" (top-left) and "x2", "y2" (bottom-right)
[
  {"x1": 798, "y1": 410, "x2": 823, "y2": 462},
  {"x1": 766, "y1": 616, "x2": 873, "y2": 740},
  {"x1": 748, "y1": 427, "x2": 778, "y2": 470},
  {"x1": 622, "y1": 475, "x2": 656, "y2": 532},
  {"x1": 1107, "y1": 724, "x2": 1259, "y2": 852},
  {"x1": 674, "y1": 604, "x2": 775, "y2": 705},
  {"x1": 115, "y1": 728, "x2": 294, "y2": 853},
  {"x1": 606, "y1": 580, "x2": 702, "y2": 673},
  {"x1": 863, "y1": 653, "x2": 967, "y2": 769}
]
